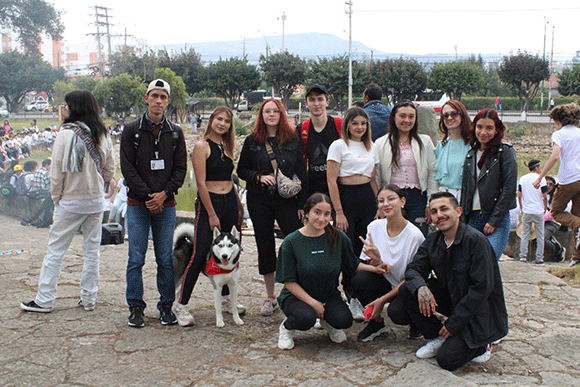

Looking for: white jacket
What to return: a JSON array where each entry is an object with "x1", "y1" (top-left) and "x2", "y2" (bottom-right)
[{"x1": 375, "y1": 133, "x2": 438, "y2": 197}]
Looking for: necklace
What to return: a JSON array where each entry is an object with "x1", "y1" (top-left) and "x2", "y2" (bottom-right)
[{"x1": 399, "y1": 138, "x2": 410, "y2": 146}]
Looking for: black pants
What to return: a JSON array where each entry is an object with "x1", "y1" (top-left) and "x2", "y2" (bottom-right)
[
  {"x1": 247, "y1": 191, "x2": 301, "y2": 275},
  {"x1": 352, "y1": 271, "x2": 393, "y2": 308},
  {"x1": 281, "y1": 292, "x2": 353, "y2": 331},
  {"x1": 390, "y1": 280, "x2": 485, "y2": 371},
  {"x1": 178, "y1": 189, "x2": 239, "y2": 305}
]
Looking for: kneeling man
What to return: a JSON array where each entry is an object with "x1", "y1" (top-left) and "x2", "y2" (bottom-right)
[{"x1": 394, "y1": 192, "x2": 508, "y2": 371}]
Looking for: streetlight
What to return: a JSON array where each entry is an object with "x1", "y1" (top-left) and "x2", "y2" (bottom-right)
[
  {"x1": 345, "y1": 1, "x2": 353, "y2": 107},
  {"x1": 278, "y1": 12, "x2": 287, "y2": 51},
  {"x1": 257, "y1": 30, "x2": 269, "y2": 58}
]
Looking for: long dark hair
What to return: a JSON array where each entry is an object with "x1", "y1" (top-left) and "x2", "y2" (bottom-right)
[
  {"x1": 439, "y1": 100, "x2": 472, "y2": 145},
  {"x1": 545, "y1": 176, "x2": 557, "y2": 206},
  {"x1": 387, "y1": 100, "x2": 423, "y2": 168},
  {"x1": 204, "y1": 106, "x2": 235, "y2": 159},
  {"x1": 303, "y1": 193, "x2": 340, "y2": 252},
  {"x1": 63, "y1": 90, "x2": 107, "y2": 147},
  {"x1": 471, "y1": 108, "x2": 505, "y2": 169},
  {"x1": 252, "y1": 98, "x2": 297, "y2": 146}
]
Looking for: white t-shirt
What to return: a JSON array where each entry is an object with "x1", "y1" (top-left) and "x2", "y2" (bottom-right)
[
  {"x1": 552, "y1": 125, "x2": 580, "y2": 184},
  {"x1": 360, "y1": 219, "x2": 425, "y2": 288},
  {"x1": 327, "y1": 139, "x2": 379, "y2": 178},
  {"x1": 519, "y1": 172, "x2": 547, "y2": 215}
]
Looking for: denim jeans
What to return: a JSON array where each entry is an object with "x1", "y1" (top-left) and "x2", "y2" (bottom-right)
[
  {"x1": 35, "y1": 205, "x2": 102, "y2": 308},
  {"x1": 402, "y1": 188, "x2": 428, "y2": 236},
  {"x1": 468, "y1": 211, "x2": 511, "y2": 261},
  {"x1": 125, "y1": 204, "x2": 176, "y2": 311}
]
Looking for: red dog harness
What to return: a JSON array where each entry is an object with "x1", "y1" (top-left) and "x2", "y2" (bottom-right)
[{"x1": 205, "y1": 254, "x2": 239, "y2": 276}]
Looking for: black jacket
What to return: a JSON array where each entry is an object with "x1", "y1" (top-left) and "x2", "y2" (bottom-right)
[
  {"x1": 460, "y1": 143, "x2": 517, "y2": 227},
  {"x1": 237, "y1": 134, "x2": 308, "y2": 207},
  {"x1": 120, "y1": 113, "x2": 187, "y2": 203},
  {"x1": 405, "y1": 222, "x2": 509, "y2": 349}
]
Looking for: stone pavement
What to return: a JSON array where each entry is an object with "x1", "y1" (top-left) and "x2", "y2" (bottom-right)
[{"x1": 1, "y1": 214, "x2": 579, "y2": 387}]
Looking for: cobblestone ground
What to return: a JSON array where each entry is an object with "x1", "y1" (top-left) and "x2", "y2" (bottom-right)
[{"x1": 1, "y1": 214, "x2": 579, "y2": 386}]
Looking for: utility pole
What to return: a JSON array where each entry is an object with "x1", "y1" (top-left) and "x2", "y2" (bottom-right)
[
  {"x1": 541, "y1": 16, "x2": 548, "y2": 115},
  {"x1": 88, "y1": 6, "x2": 114, "y2": 81},
  {"x1": 345, "y1": 1, "x2": 353, "y2": 107},
  {"x1": 279, "y1": 12, "x2": 287, "y2": 51},
  {"x1": 548, "y1": 25, "x2": 555, "y2": 109},
  {"x1": 241, "y1": 36, "x2": 246, "y2": 58}
]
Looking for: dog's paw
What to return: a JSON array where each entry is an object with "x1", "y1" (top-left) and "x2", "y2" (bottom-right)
[
  {"x1": 216, "y1": 319, "x2": 225, "y2": 328},
  {"x1": 234, "y1": 317, "x2": 244, "y2": 326}
]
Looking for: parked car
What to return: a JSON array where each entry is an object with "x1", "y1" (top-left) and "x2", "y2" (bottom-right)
[
  {"x1": 0, "y1": 108, "x2": 8, "y2": 118},
  {"x1": 24, "y1": 100, "x2": 50, "y2": 112}
]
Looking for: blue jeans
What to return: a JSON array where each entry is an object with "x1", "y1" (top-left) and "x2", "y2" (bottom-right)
[
  {"x1": 468, "y1": 211, "x2": 511, "y2": 261},
  {"x1": 402, "y1": 188, "x2": 428, "y2": 236},
  {"x1": 126, "y1": 204, "x2": 176, "y2": 311}
]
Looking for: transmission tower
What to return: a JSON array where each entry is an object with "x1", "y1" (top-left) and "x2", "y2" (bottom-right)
[{"x1": 88, "y1": 6, "x2": 114, "y2": 80}]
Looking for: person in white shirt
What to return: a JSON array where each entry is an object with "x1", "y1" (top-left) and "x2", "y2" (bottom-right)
[
  {"x1": 351, "y1": 184, "x2": 425, "y2": 342},
  {"x1": 327, "y1": 107, "x2": 379, "y2": 320},
  {"x1": 518, "y1": 159, "x2": 548, "y2": 264},
  {"x1": 533, "y1": 103, "x2": 580, "y2": 266}
]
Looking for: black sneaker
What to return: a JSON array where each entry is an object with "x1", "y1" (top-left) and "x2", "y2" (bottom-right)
[
  {"x1": 128, "y1": 307, "x2": 145, "y2": 327},
  {"x1": 20, "y1": 300, "x2": 52, "y2": 313},
  {"x1": 357, "y1": 320, "x2": 387, "y2": 342},
  {"x1": 408, "y1": 323, "x2": 423, "y2": 340},
  {"x1": 159, "y1": 305, "x2": 177, "y2": 325}
]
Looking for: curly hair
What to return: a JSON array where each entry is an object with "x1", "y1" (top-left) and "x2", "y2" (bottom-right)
[{"x1": 549, "y1": 103, "x2": 580, "y2": 127}]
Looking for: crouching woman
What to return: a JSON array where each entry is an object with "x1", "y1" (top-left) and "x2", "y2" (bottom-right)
[{"x1": 275, "y1": 193, "x2": 388, "y2": 349}]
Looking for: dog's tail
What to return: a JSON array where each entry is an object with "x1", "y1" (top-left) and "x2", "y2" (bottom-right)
[{"x1": 174, "y1": 222, "x2": 195, "y2": 245}]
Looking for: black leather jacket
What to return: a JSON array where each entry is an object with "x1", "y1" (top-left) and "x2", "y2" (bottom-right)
[
  {"x1": 405, "y1": 222, "x2": 509, "y2": 348},
  {"x1": 237, "y1": 134, "x2": 308, "y2": 207},
  {"x1": 460, "y1": 143, "x2": 517, "y2": 227}
]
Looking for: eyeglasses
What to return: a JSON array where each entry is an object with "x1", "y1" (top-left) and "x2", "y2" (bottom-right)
[
  {"x1": 379, "y1": 196, "x2": 400, "y2": 204},
  {"x1": 264, "y1": 109, "x2": 281, "y2": 115},
  {"x1": 443, "y1": 111, "x2": 460, "y2": 120}
]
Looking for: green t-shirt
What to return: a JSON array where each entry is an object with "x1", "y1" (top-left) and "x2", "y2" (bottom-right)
[{"x1": 275, "y1": 229, "x2": 359, "y2": 308}]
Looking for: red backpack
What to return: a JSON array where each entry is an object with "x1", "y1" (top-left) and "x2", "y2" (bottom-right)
[{"x1": 299, "y1": 116, "x2": 342, "y2": 164}]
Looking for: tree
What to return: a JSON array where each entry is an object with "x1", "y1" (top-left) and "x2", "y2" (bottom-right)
[
  {"x1": 158, "y1": 47, "x2": 204, "y2": 95},
  {"x1": 0, "y1": 50, "x2": 64, "y2": 112},
  {"x1": 428, "y1": 61, "x2": 482, "y2": 101},
  {"x1": 109, "y1": 46, "x2": 158, "y2": 81},
  {"x1": 260, "y1": 51, "x2": 307, "y2": 108},
  {"x1": 374, "y1": 58, "x2": 428, "y2": 102},
  {"x1": 153, "y1": 68, "x2": 189, "y2": 122},
  {"x1": 497, "y1": 51, "x2": 549, "y2": 112},
  {"x1": 307, "y1": 54, "x2": 368, "y2": 110},
  {"x1": 93, "y1": 74, "x2": 147, "y2": 120},
  {"x1": 201, "y1": 57, "x2": 260, "y2": 109},
  {"x1": 0, "y1": 0, "x2": 64, "y2": 56},
  {"x1": 557, "y1": 64, "x2": 580, "y2": 97}
]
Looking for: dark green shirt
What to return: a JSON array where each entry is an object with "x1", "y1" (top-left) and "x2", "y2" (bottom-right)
[{"x1": 275, "y1": 230, "x2": 359, "y2": 308}]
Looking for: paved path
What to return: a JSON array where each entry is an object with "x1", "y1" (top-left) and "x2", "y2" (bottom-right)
[{"x1": 1, "y1": 214, "x2": 579, "y2": 386}]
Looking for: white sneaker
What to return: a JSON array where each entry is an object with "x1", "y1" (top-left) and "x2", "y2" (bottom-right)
[
  {"x1": 260, "y1": 297, "x2": 279, "y2": 316},
  {"x1": 416, "y1": 336, "x2": 445, "y2": 359},
  {"x1": 349, "y1": 298, "x2": 365, "y2": 322},
  {"x1": 471, "y1": 344, "x2": 492, "y2": 363},
  {"x1": 320, "y1": 320, "x2": 347, "y2": 343},
  {"x1": 175, "y1": 305, "x2": 195, "y2": 327},
  {"x1": 519, "y1": 257, "x2": 527, "y2": 262},
  {"x1": 278, "y1": 319, "x2": 294, "y2": 350},
  {"x1": 314, "y1": 318, "x2": 323, "y2": 329},
  {"x1": 221, "y1": 298, "x2": 246, "y2": 315}
]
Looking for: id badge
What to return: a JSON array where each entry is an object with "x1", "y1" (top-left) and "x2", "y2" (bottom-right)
[{"x1": 151, "y1": 159, "x2": 165, "y2": 170}]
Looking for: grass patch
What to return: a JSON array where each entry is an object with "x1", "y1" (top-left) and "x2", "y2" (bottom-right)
[{"x1": 546, "y1": 267, "x2": 580, "y2": 286}]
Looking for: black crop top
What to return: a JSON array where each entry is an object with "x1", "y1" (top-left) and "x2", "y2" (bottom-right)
[{"x1": 205, "y1": 139, "x2": 234, "y2": 181}]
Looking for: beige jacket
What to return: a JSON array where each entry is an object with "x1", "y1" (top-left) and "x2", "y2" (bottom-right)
[
  {"x1": 375, "y1": 133, "x2": 438, "y2": 197},
  {"x1": 51, "y1": 127, "x2": 115, "y2": 203}
]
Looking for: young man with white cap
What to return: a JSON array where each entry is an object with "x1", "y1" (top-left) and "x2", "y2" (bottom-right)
[
  {"x1": 518, "y1": 159, "x2": 548, "y2": 264},
  {"x1": 121, "y1": 79, "x2": 187, "y2": 327}
]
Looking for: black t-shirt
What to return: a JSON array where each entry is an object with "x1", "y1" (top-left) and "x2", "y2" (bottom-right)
[{"x1": 300, "y1": 115, "x2": 340, "y2": 196}]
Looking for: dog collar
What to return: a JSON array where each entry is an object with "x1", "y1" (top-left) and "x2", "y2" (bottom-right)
[{"x1": 205, "y1": 254, "x2": 239, "y2": 276}]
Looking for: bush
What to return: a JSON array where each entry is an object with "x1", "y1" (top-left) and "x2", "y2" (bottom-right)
[
  {"x1": 461, "y1": 95, "x2": 580, "y2": 111},
  {"x1": 234, "y1": 118, "x2": 253, "y2": 136}
]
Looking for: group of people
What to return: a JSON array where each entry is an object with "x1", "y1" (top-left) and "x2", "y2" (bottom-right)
[{"x1": 16, "y1": 78, "x2": 580, "y2": 373}]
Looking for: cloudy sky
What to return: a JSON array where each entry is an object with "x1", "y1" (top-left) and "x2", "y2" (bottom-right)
[{"x1": 48, "y1": 0, "x2": 580, "y2": 57}]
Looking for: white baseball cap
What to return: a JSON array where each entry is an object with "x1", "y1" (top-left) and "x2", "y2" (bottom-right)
[{"x1": 147, "y1": 79, "x2": 170, "y2": 96}]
